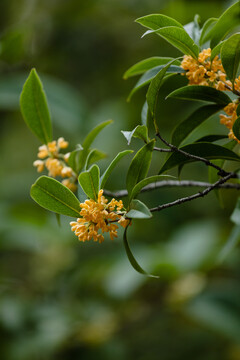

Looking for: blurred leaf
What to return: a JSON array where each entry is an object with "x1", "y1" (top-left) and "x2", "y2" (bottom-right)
[
  {"x1": 31, "y1": 176, "x2": 80, "y2": 217},
  {"x1": 123, "y1": 57, "x2": 180, "y2": 79},
  {"x1": 159, "y1": 142, "x2": 240, "y2": 174},
  {"x1": 85, "y1": 149, "x2": 107, "y2": 170},
  {"x1": 136, "y1": 13, "x2": 183, "y2": 30},
  {"x1": 211, "y1": 41, "x2": 226, "y2": 61},
  {"x1": 184, "y1": 14, "x2": 201, "y2": 45},
  {"x1": 145, "y1": 26, "x2": 199, "y2": 59},
  {"x1": 207, "y1": 2, "x2": 240, "y2": 48},
  {"x1": 199, "y1": 17, "x2": 218, "y2": 45},
  {"x1": 171, "y1": 104, "x2": 222, "y2": 146},
  {"x1": 127, "y1": 199, "x2": 152, "y2": 219},
  {"x1": 221, "y1": 33, "x2": 240, "y2": 84},
  {"x1": 82, "y1": 120, "x2": 113, "y2": 149},
  {"x1": 126, "y1": 140, "x2": 155, "y2": 194},
  {"x1": 167, "y1": 85, "x2": 232, "y2": 105},
  {"x1": 78, "y1": 165, "x2": 100, "y2": 201},
  {"x1": 20, "y1": 69, "x2": 52, "y2": 144},
  {"x1": 121, "y1": 125, "x2": 149, "y2": 145},
  {"x1": 233, "y1": 117, "x2": 240, "y2": 141},
  {"x1": 217, "y1": 225, "x2": 240, "y2": 264},
  {"x1": 130, "y1": 175, "x2": 173, "y2": 202},
  {"x1": 231, "y1": 198, "x2": 240, "y2": 225},
  {"x1": 100, "y1": 150, "x2": 133, "y2": 189}
]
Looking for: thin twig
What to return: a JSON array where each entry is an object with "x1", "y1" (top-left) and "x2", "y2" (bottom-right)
[
  {"x1": 103, "y1": 179, "x2": 240, "y2": 198},
  {"x1": 153, "y1": 147, "x2": 172, "y2": 153},
  {"x1": 150, "y1": 172, "x2": 235, "y2": 213},
  {"x1": 155, "y1": 132, "x2": 230, "y2": 176},
  {"x1": 224, "y1": 82, "x2": 240, "y2": 97}
]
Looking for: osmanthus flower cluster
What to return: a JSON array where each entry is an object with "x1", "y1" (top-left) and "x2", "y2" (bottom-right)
[{"x1": 20, "y1": 2, "x2": 240, "y2": 277}]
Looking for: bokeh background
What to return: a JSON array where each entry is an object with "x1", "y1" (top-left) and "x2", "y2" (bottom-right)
[{"x1": 0, "y1": 0, "x2": 240, "y2": 359}]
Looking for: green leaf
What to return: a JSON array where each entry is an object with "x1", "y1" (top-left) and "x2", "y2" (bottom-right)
[
  {"x1": 126, "y1": 140, "x2": 155, "y2": 194},
  {"x1": 123, "y1": 226, "x2": 159, "y2": 278},
  {"x1": 31, "y1": 176, "x2": 80, "y2": 217},
  {"x1": 141, "y1": 101, "x2": 153, "y2": 128},
  {"x1": 147, "y1": 59, "x2": 181, "y2": 116},
  {"x1": 136, "y1": 13, "x2": 183, "y2": 31},
  {"x1": 82, "y1": 120, "x2": 113, "y2": 149},
  {"x1": 130, "y1": 175, "x2": 173, "y2": 202},
  {"x1": 208, "y1": 2, "x2": 240, "y2": 48},
  {"x1": 85, "y1": 149, "x2": 107, "y2": 170},
  {"x1": 211, "y1": 41, "x2": 226, "y2": 61},
  {"x1": 199, "y1": 17, "x2": 218, "y2": 45},
  {"x1": 78, "y1": 164, "x2": 100, "y2": 201},
  {"x1": 20, "y1": 68, "x2": 52, "y2": 144},
  {"x1": 184, "y1": 14, "x2": 201, "y2": 45},
  {"x1": 171, "y1": 104, "x2": 223, "y2": 147},
  {"x1": 196, "y1": 134, "x2": 228, "y2": 143},
  {"x1": 148, "y1": 26, "x2": 199, "y2": 59},
  {"x1": 237, "y1": 104, "x2": 240, "y2": 117},
  {"x1": 231, "y1": 199, "x2": 240, "y2": 225},
  {"x1": 232, "y1": 117, "x2": 240, "y2": 141},
  {"x1": 123, "y1": 57, "x2": 180, "y2": 79},
  {"x1": 167, "y1": 85, "x2": 232, "y2": 105},
  {"x1": 100, "y1": 150, "x2": 133, "y2": 189},
  {"x1": 221, "y1": 33, "x2": 240, "y2": 84},
  {"x1": 159, "y1": 142, "x2": 240, "y2": 174},
  {"x1": 217, "y1": 225, "x2": 240, "y2": 264},
  {"x1": 128, "y1": 66, "x2": 182, "y2": 101},
  {"x1": 127, "y1": 199, "x2": 152, "y2": 219},
  {"x1": 121, "y1": 125, "x2": 149, "y2": 145}
]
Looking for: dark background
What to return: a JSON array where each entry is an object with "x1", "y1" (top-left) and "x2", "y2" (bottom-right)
[{"x1": 0, "y1": 0, "x2": 240, "y2": 359}]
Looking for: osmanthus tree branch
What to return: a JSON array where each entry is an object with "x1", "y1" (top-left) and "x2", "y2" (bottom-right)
[
  {"x1": 155, "y1": 131, "x2": 230, "y2": 177},
  {"x1": 103, "y1": 179, "x2": 240, "y2": 198},
  {"x1": 149, "y1": 172, "x2": 235, "y2": 213}
]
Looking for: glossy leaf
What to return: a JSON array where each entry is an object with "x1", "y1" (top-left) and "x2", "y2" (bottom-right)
[
  {"x1": 199, "y1": 17, "x2": 218, "y2": 45},
  {"x1": 123, "y1": 226, "x2": 159, "y2": 278},
  {"x1": 130, "y1": 174, "x2": 173, "y2": 202},
  {"x1": 85, "y1": 149, "x2": 107, "y2": 170},
  {"x1": 123, "y1": 57, "x2": 180, "y2": 79},
  {"x1": 232, "y1": 117, "x2": 240, "y2": 141},
  {"x1": 196, "y1": 134, "x2": 228, "y2": 143},
  {"x1": 141, "y1": 101, "x2": 152, "y2": 128},
  {"x1": 159, "y1": 142, "x2": 240, "y2": 174},
  {"x1": 122, "y1": 125, "x2": 149, "y2": 145},
  {"x1": 100, "y1": 150, "x2": 133, "y2": 189},
  {"x1": 171, "y1": 104, "x2": 223, "y2": 146},
  {"x1": 126, "y1": 140, "x2": 155, "y2": 194},
  {"x1": 82, "y1": 120, "x2": 113, "y2": 149},
  {"x1": 149, "y1": 26, "x2": 199, "y2": 59},
  {"x1": 128, "y1": 66, "x2": 182, "y2": 101},
  {"x1": 78, "y1": 164, "x2": 100, "y2": 201},
  {"x1": 20, "y1": 68, "x2": 52, "y2": 144},
  {"x1": 136, "y1": 14, "x2": 183, "y2": 31},
  {"x1": 221, "y1": 33, "x2": 240, "y2": 83},
  {"x1": 31, "y1": 176, "x2": 80, "y2": 217},
  {"x1": 208, "y1": 2, "x2": 240, "y2": 48},
  {"x1": 167, "y1": 85, "x2": 232, "y2": 105},
  {"x1": 127, "y1": 199, "x2": 152, "y2": 219}
]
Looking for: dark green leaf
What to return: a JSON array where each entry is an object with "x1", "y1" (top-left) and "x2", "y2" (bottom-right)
[
  {"x1": 221, "y1": 33, "x2": 240, "y2": 83},
  {"x1": 127, "y1": 199, "x2": 152, "y2": 219},
  {"x1": 159, "y1": 142, "x2": 240, "y2": 174},
  {"x1": 141, "y1": 101, "x2": 153, "y2": 128},
  {"x1": 136, "y1": 13, "x2": 183, "y2": 31},
  {"x1": 167, "y1": 85, "x2": 232, "y2": 105},
  {"x1": 211, "y1": 41, "x2": 226, "y2": 61},
  {"x1": 123, "y1": 226, "x2": 159, "y2": 278},
  {"x1": 100, "y1": 150, "x2": 133, "y2": 189},
  {"x1": 171, "y1": 104, "x2": 223, "y2": 146},
  {"x1": 208, "y1": 2, "x2": 240, "y2": 48},
  {"x1": 78, "y1": 164, "x2": 100, "y2": 201},
  {"x1": 123, "y1": 57, "x2": 180, "y2": 79},
  {"x1": 121, "y1": 125, "x2": 149, "y2": 145},
  {"x1": 196, "y1": 134, "x2": 228, "y2": 143},
  {"x1": 232, "y1": 117, "x2": 240, "y2": 141},
  {"x1": 20, "y1": 68, "x2": 52, "y2": 144},
  {"x1": 82, "y1": 120, "x2": 113, "y2": 149},
  {"x1": 85, "y1": 149, "x2": 107, "y2": 170},
  {"x1": 31, "y1": 176, "x2": 80, "y2": 217},
  {"x1": 199, "y1": 17, "x2": 218, "y2": 45},
  {"x1": 130, "y1": 175, "x2": 173, "y2": 202},
  {"x1": 148, "y1": 26, "x2": 199, "y2": 59},
  {"x1": 126, "y1": 140, "x2": 155, "y2": 194}
]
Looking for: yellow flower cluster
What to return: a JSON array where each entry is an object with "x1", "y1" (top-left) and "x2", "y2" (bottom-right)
[
  {"x1": 181, "y1": 49, "x2": 240, "y2": 142},
  {"x1": 70, "y1": 190, "x2": 130, "y2": 243},
  {"x1": 33, "y1": 137, "x2": 77, "y2": 191}
]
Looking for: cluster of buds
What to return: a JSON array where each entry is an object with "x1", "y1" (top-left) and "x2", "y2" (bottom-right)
[
  {"x1": 33, "y1": 137, "x2": 77, "y2": 192},
  {"x1": 70, "y1": 190, "x2": 130, "y2": 243},
  {"x1": 181, "y1": 49, "x2": 240, "y2": 142}
]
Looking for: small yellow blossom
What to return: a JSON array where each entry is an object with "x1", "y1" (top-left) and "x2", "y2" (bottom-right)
[
  {"x1": 45, "y1": 158, "x2": 63, "y2": 177},
  {"x1": 37, "y1": 145, "x2": 49, "y2": 159},
  {"x1": 33, "y1": 160, "x2": 45, "y2": 172},
  {"x1": 219, "y1": 102, "x2": 239, "y2": 142},
  {"x1": 58, "y1": 137, "x2": 69, "y2": 149},
  {"x1": 70, "y1": 190, "x2": 129, "y2": 243},
  {"x1": 61, "y1": 166, "x2": 73, "y2": 177},
  {"x1": 62, "y1": 179, "x2": 78, "y2": 192}
]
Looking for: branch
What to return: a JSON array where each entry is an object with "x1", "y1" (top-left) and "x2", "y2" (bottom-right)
[
  {"x1": 104, "y1": 179, "x2": 240, "y2": 198},
  {"x1": 150, "y1": 172, "x2": 235, "y2": 213},
  {"x1": 224, "y1": 82, "x2": 240, "y2": 97},
  {"x1": 155, "y1": 132, "x2": 230, "y2": 177},
  {"x1": 153, "y1": 147, "x2": 172, "y2": 153}
]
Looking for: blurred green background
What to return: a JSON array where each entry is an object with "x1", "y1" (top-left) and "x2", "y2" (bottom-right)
[{"x1": 1, "y1": 0, "x2": 240, "y2": 359}]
